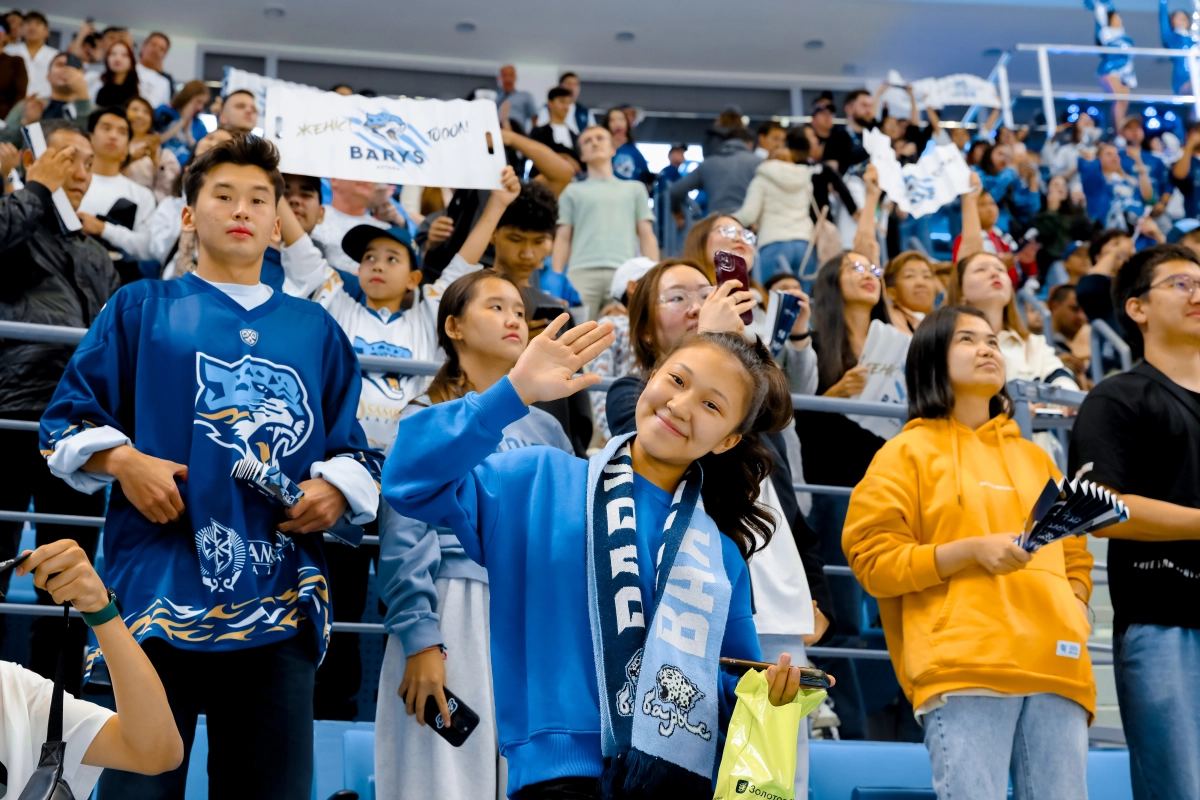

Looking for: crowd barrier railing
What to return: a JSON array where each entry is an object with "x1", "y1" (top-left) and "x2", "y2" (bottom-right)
[
  {"x1": 1016, "y1": 42, "x2": 1200, "y2": 124},
  {"x1": 1089, "y1": 318, "x2": 1134, "y2": 387},
  {"x1": 0, "y1": 320, "x2": 1111, "y2": 662}
]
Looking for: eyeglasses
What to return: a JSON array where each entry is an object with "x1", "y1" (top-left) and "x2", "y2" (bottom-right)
[
  {"x1": 658, "y1": 287, "x2": 715, "y2": 310},
  {"x1": 1144, "y1": 274, "x2": 1200, "y2": 298},
  {"x1": 846, "y1": 260, "x2": 883, "y2": 278},
  {"x1": 716, "y1": 224, "x2": 757, "y2": 247}
]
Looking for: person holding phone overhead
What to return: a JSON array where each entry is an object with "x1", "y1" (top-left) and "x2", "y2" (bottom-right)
[
  {"x1": 843, "y1": 305, "x2": 1095, "y2": 800},
  {"x1": 383, "y1": 316, "x2": 811, "y2": 800}
]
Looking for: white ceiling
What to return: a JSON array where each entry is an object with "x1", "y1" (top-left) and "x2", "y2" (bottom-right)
[{"x1": 46, "y1": 0, "x2": 1179, "y2": 92}]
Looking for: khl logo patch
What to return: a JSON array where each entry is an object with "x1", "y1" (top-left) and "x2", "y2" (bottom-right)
[{"x1": 240, "y1": 329, "x2": 259, "y2": 346}]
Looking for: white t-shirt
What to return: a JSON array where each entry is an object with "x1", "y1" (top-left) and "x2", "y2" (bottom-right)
[
  {"x1": 136, "y1": 65, "x2": 172, "y2": 109},
  {"x1": 3, "y1": 43, "x2": 58, "y2": 100},
  {"x1": 78, "y1": 173, "x2": 158, "y2": 261},
  {"x1": 310, "y1": 206, "x2": 389, "y2": 274},
  {"x1": 0, "y1": 661, "x2": 114, "y2": 798}
]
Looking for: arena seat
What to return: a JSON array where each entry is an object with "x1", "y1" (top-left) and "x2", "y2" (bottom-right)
[
  {"x1": 184, "y1": 719, "x2": 377, "y2": 799},
  {"x1": 342, "y1": 730, "x2": 376, "y2": 800},
  {"x1": 809, "y1": 740, "x2": 1133, "y2": 800},
  {"x1": 178, "y1": 719, "x2": 1135, "y2": 799}
]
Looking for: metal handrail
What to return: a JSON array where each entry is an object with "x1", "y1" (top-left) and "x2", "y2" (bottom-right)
[
  {"x1": 1016, "y1": 43, "x2": 1197, "y2": 58},
  {"x1": 0, "y1": 320, "x2": 919, "y2": 418},
  {"x1": 1016, "y1": 288, "x2": 1054, "y2": 349},
  {"x1": 1017, "y1": 41, "x2": 1200, "y2": 125},
  {"x1": 962, "y1": 51, "x2": 1014, "y2": 134},
  {"x1": 1089, "y1": 318, "x2": 1133, "y2": 386}
]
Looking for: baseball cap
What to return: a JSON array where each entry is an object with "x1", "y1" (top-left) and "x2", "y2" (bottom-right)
[
  {"x1": 610, "y1": 257, "x2": 657, "y2": 303},
  {"x1": 811, "y1": 98, "x2": 835, "y2": 115},
  {"x1": 1062, "y1": 240, "x2": 1088, "y2": 260},
  {"x1": 341, "y1": 224, "x2": 419, "y2": 268},
  {"x1": 1167, "y1": 217, "x2": 1200, "y2": 244}
]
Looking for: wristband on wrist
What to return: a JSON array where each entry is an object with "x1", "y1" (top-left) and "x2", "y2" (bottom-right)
[
  {"x1": 788, "y1": 331, "x2": 811, "y2": 342},
  {"x1": 81, "y1": 589, "x2": 121, "y2": 627}
]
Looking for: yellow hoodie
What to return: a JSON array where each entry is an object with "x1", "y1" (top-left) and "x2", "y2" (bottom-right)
[{"x1": 842, "y1": 415, "x2": 1096, "y2": 721}]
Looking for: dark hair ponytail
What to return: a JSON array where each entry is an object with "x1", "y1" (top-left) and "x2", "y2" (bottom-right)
[
  {"x1": 427, "y1": 271, "x2": 520, "y2": 405},
  {"x1": 655, "y1": 331, "x2": 793, "y2": 560}
]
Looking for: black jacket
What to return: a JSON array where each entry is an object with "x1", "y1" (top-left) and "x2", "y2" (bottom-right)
[
  {"x1": 604, "y1": 375, "x2": 836, "y2": 642},
  {"x1": 0, "y1": 181, "x2": 120, "y2": 414}
]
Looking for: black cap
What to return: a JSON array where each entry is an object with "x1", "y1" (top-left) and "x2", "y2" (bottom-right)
[
  {"x1": 811, "y1": 98, "x2": 834, "y2": 115},
  {"x1": 340, "y1": 224, "x2": 419, "y2": 268}
]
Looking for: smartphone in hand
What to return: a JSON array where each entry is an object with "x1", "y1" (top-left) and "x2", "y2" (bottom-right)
[
  {"x1": 423, "y1": 687, "x2": 480, "y2": 747},
  {"x1": 713, "y1": 251, "x2": 754, "y2": 324}
]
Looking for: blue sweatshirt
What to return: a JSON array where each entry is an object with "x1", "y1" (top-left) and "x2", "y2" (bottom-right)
[
  {"x1": 973, "y1": 166, "x2": 1040, "y2": 234},
  {"x1": 381, "y1": 378, "x2": 760, "y2": 794},
  {"x1": 1161, "y1": 0, "x2": 1196, "y2": 93},
  {"x1": 378, "y1": 397, "x2": 573, "y2": 655},
  {"x1": 1079, "y1": 157, "x2": 1145, "y2": 230}
]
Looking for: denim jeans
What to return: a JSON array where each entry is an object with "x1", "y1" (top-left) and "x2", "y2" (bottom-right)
[
  {"x1": 1114, "y1": 624, "x2": 1200, "y2": 800},
  {"x1": 759, "y1": 240, "x2": 811, "y2": 280},
  {"x1": 923, "y1": 694, "x2": 1089, "y2": 800}
]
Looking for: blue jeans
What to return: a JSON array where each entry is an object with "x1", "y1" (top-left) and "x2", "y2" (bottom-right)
[
  {"x1": 1114, "y1": 624, "x2": 1200, "y2": 800},
  {"x1": 759, "y1": 240, "x2": 810, "y2": 280},
  {"x1": 924, "y1": 694, "x2": 1089, "y2": 800}
]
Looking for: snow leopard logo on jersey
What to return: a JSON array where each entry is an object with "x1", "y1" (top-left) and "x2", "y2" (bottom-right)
[
  {"x1": 641, "y1": 664, "x2": 711, "y2": 740},
  {"x1": 194, "y1": 354, "x2": 313, "y2": 468},
  {"x1": 196, "y1": 518, "x2": 246, "y2": 593},
  {"x1": 352, "y1": 337, "x2": 413, "y2": 401}
]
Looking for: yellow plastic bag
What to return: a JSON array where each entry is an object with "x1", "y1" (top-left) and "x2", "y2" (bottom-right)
[{"x1": 712, "y1": 669, "x2": 827, "y2": 800}]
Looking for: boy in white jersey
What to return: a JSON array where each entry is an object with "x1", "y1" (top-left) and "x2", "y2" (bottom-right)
[{"x1": 277, "y1": 166, "x2": 521, "y2": 452}]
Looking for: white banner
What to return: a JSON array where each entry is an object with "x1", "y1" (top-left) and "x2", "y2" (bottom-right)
[
  {"x1": 267, "y1": 85, "x2": 506, "y2": 189},
  {"x1": 864, "y1": 127, "x2": 972, "y2": 218},
  {"x1": 848, "y1": 319, "x2": 912, "y2": 441},
  {"x1": 912, "y1": 74, "x2": 1000, "y2": 111},
  {"x1": 222, "y1": 66, "x2": 317, "y2": 121},
  {"x1": 877, "y1": 69, "x2": 1000, "y2": 119}
]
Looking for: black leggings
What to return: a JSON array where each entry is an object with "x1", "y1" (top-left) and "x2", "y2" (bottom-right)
[{"x1": 515, "y1": 777, "x2": 602, "y2": 800}]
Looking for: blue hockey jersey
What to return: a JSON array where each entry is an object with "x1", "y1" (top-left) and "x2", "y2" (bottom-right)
[{"x1": 39, "y1": 274, "x2": 383, "y2": 668}]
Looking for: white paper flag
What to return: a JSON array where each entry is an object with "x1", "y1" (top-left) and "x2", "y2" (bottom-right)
[
  {"x1": 847, "y1": 319, "x2": 912, "y2": 440},
  {"x1": 865, "y1": 128, "x2": 972, "y2": 219},
  {"x1": 267, "y1": 85, "x2": 506, "y2": 189}
]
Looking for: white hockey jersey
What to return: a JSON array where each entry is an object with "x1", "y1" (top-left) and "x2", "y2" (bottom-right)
[{"x1": 280, "y1": 236, "x2": 479, "y2": 450}]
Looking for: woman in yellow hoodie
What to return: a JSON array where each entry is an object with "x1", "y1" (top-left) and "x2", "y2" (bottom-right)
[{"x1": 843, "y1": 305, "x2": 1095, "y2": 800}]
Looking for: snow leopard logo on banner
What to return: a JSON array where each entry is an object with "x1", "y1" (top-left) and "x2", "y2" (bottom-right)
[
  {"x1": 641, "y1": 664, "x2": 711, "y2": 740},
  {"x1": 196, "y1": 518, "x2": 247, "y2": 593},
  {"x1": 615, "y1": 647, "x2": 643, "y2": 716},
  {"x1": 352, "y1": 337, "x2": 413, "y2": 401},
  {"x1": 193, "y1": 354, "x2": 312, "y2": 468}
]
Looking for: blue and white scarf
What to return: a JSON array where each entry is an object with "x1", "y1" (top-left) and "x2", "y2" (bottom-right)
[{"x1": 585, "y1": 434, "x2": 732, "y2": 798}]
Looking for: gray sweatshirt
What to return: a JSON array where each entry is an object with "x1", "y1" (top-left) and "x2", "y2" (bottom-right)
[{"x1": 377, "y1": 394, "x2": 573, "y2": 654}]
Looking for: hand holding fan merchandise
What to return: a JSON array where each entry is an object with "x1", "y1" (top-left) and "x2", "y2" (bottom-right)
[
  {"x1": 762, "y1": 291, "x2": 803, "y2": 356},
  {"x1": 1019, "y1": 478, "x2": 1130, "y2": 553},
  {"x1": 847, "y1": 320, "x2": 912, "y2": 440}
]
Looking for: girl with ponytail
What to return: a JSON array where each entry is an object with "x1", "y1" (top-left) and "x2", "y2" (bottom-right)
[
  {"x1": 382, "y1": 317, "x2": 816, "y2": 800},
  {"x1": 375, "y1": 270, "x2": 573, "y2": 800}
]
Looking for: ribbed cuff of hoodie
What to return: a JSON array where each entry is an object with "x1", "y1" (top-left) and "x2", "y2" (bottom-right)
[
  {"x1": 473, "y1": 376, "x2": 530, "y2": 437},
  {"x1": 909, "y1": 544, "x2": 944, "y2": 591}
]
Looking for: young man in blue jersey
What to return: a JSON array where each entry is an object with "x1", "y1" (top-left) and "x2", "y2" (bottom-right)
[{"x1": 39, "y1": 135, "x2": 383, "y2": 800}]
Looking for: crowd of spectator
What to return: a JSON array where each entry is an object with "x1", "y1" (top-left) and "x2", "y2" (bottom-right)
[{"x1": 0, "y1": 8, "x2": 1199, "y2": 800}]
